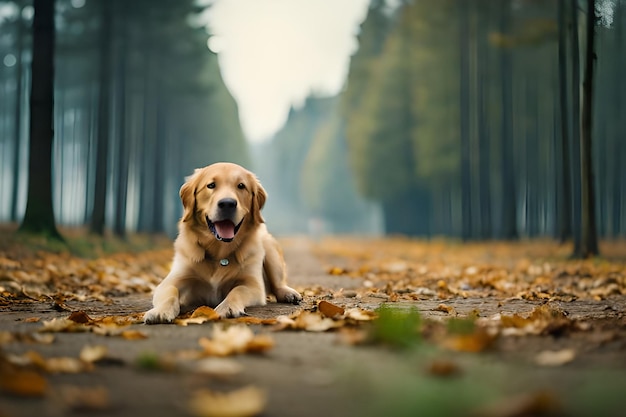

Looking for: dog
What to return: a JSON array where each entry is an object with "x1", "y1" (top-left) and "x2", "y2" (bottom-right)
[{"x1": 144, "y1": 162, "x2": 301, "y2": 324}]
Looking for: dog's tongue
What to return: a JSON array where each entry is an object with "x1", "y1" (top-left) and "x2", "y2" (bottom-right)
[{"x1": 214, "y1": 220, "x2": 235, "y2": 240}]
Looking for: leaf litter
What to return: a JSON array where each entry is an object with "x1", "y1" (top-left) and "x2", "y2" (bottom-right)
[{"x1": 1, "y1": 236, "x2": 625, "y2": 414}]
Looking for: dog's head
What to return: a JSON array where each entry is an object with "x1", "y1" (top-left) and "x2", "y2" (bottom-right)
[{"x1": 179, "y1": 162, "x2": 267, "y2": 242}]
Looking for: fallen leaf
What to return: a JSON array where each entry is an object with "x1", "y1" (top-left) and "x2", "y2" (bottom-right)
[
  {"x1": 471, "y1": 390, "x2": 560, "y2": 417},
  {"x1": 80, "y1": 345, "x2": 108, "y2": 363},
  {"x1": 175, "y1": 306, "x2": 220, "y2": 326},
  {"x1": 199, "y1": 325, "x2": 274, "y2": 356},
  {"x1": 293, "y1": 312, "x2": 343, "y2": 332},
  {"x1": 426, "y1": 359, "x2": 462, "y2": 377},
  {"x1": 534, "y1": 349, "x2": 575, "y2": 367},
  {"x1": 57, "y1": 385, "x2": 110, "y2": 412},
  {"x1": 68, "y1": 311, "x2": 94, "y2": 324},
  {"x1": 0, "y1": 369, "x2": 47, "y2": 397},
  {"x1": 193, "y1": 358, "x2": 243, "y2": 378},
  {"x1": 120, "y1": 330, "x2": 148, "y2": 340},
  {"x1": 441, "y1": 328, "x2": 496, "y2": 353},
  {"x1": 44, "y1": 357, "x2": 91, "y2": 373},
  {"x1": 189, "y1": 386, "x2": 266, "y2": 417},
  {"x1": 318, "y1": 300, "x2": 345, "y2": 318},
  {"x1": 434, "y1": 304, "x2": 457, "y2": 315}
]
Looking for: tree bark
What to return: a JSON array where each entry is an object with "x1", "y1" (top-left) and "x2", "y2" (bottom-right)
[
  {"x1": 499, "y1": 0, "x2": 518, "y2": 240},
  {"x1": 575, "y1": 0, "x2": 599, "y2": 257},
  {"x1": 89, "y1": 0, "x2": 113, "y2": 235},
  {"x1": 459, "y1": 1, "x2": 472, "y2": 241},
  {"x1": 10, "y1": 4, "x2": 25, "y2": 222},
  {"x1": 18, "y1": 0, "x2": 61, "y2": 239},
  {"x1": 557, "y1": 0, "x2": 573, "y2": 243}
]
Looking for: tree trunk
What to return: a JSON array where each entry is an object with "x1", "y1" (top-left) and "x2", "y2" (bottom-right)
[
  {"x1": 574, "y1": 0, "x2": 599, "y2": 258},
  {"x1": 89, "y1": 0, "x2": 113, "y2": 235},
  {"x1": 10, "y1": 4, "x2": 25, "y2": 222},
  {"x1": 557, "y1": 0, "x2": 573, "y2": 243},
  {"x1": 571, "y1": 0, "x2": 583, "y2": 252},
  {"x1": 499, "y1": 0, "x2": 518, "y2": 240},
  {"x1": 113, "y1": 8, "x2": 129, "y2": 238},
  {"x1": 459, "y1": 1, "x2": 472, "y2": 241},
  {"x1": 18, "y1": 0, "x2": 61, "y2": 239}
]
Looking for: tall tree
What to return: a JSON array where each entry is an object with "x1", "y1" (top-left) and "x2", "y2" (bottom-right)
[
  {"x1": 89, "y1": 0, "x2": 113, "y2": 235},
  {"x1": 10, "y1": 1, "x2": 27, "y2": 222},
  {"x1": 498, "y1": 0, "x2": 518, "y2": 240},
  {"x1": 575, "y1": 0, "x2": 599, "y2": 257},
  {"x1": 18, "y1": 0, "x2": 61, "y2": 239},
  {"x1": 557, "y1": 0, "x2": 573, "y2": 243}
]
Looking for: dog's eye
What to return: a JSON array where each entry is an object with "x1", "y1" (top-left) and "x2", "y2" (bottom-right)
[
  {"x1": 237, "y1": 183, "x2": 245, "y2": 190},
  {"x1": 207, "y1": 182, "x2": 216, "y2": 189}
]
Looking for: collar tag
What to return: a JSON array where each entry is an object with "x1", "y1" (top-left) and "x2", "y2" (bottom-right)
[{"x1": 219, "y1": 258, "x2": 229, "y2": 266}]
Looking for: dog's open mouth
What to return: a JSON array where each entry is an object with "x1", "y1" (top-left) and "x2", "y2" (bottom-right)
[{"x1": 207, "y1": 216, "x2": 244, "y2": 242}]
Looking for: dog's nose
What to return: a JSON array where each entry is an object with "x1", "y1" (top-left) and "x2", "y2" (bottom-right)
[{"x1": 217, "y1": 198, "x2": 237, "y2": 209}]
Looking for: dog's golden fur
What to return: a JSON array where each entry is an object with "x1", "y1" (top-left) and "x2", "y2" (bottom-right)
[{"x1": 144, "y1": 162, "x2": 301, "y2": 324}]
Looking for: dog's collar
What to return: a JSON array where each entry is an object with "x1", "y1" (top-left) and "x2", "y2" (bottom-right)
[{"x1": 203, "y1": 252, "x2": 230, "y2": 266}]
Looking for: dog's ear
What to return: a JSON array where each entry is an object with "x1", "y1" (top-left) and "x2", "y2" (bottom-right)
[
  {"x1": 251, "y1": 176, "x2": 267, "y2": 223},
  {"x1": 179, "y1": 174, "x2": 197, "y2": 222}
]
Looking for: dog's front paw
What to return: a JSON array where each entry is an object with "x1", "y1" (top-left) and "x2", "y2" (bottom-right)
[
  {"x1": 214, "y1": 301, "x2": 246, "y2": 319},
  {"x1": 274, "y1": 286, "x2": 302, "y2": 305},
  {"x1": 144, "y1": 306, "x2": 178, "y2": 324}
]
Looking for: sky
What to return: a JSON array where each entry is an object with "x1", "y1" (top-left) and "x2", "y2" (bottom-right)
[{"x1": 205, "y1": 0, "x2": 370, "y2": 143}]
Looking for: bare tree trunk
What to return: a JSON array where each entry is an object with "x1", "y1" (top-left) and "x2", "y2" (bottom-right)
[
  {"x1": 90, "y1": 0, "x2": 113, "y2": 235},
  {"x1": 557, "y1": 0, "x2": 573, "y2": 243},
  {"x1": 499, "y1": 0, "x2": 517, "y2": 240},
  {"x1": 18, "y1": 0, "x2": 61, "y2": 239},
  {"x1": 571, "y1": 0, "x2": 583, "y2": 253},
  {"x1": 575, "y1": 0, "x2": 599, "y2": 257},
  {"x1": 459, "y1": 0, "x2": 472, "y2": 241},
  {"x1": 113, "y1": 7, "x2": 129, "y2": 238},
  {"x1": 10, "y1": 3, "x2": 25, "y2": 222}
]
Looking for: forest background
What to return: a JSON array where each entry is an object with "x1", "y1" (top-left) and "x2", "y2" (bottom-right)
[{"x1": 0, "y1": 0, "x2": 624, "y2": 259}]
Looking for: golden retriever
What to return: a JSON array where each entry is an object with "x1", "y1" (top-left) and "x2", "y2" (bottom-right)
[{"x1": 144, "y1": 162, "x2": 301, "y2": 324}]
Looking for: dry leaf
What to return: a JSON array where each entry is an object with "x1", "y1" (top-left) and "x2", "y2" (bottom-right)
[
  {"x1": 434, "y1": 304, "x2": 457, "y2": 315},
  {"x1": 80, "y1": 345, "x2": 108, "y2": 363},
  {"x1": 57, "y1": 385, "x2": 110, "y2": 412},
  {"x1": 175, "y1": 306, "x2": 220, "y2": 326},
  {"x1": 68, "y1": 311, "x2": 94, "y2": 324},
  {"x1": 193, "y1": 358, "x2": 243, "y2": 377},
  {"x1": 534, "y1": 349, "x2": 575, "y2": 367},
  {"x1": 44, "y1": 357, "x2": 91, "y2": 373},
  {"x1": 0, "y1": 369, "x2": 47, "y2": 397},
  {"x1": 441, "y1": 328, "x2": 496, "y2": 353},
  {"x1": 344, "y1": 308, "x2": 377, "y2": 322},
  {"x1": 426, "y1": 359, "x2": 462, "y2": 377},
  {"x1": 294, "y1": 312, "x2": 343, "y2": 332},
  {"x1": 120, "y1": 330, "x2": 148, "y2": 340},
  {"x1": 199, "y1": 325, "x2": 274, "y2": 356},
  {"x1": 318, "y1": 300, "x2": 345, "y2": 318},
  {"x1": 472, "y1": 390, "x2": 560, "y2": 417},
  {"x1": 40, "y1": 318, "x2": 91, "y2": 333},
  {"x1": 189, "y1": 386, "x2": 266, "y2": 417}
]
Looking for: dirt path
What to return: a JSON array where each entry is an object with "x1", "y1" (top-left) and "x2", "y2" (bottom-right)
[{"x1": 1, "y1": 237, "x2": 625, "y2": 417}]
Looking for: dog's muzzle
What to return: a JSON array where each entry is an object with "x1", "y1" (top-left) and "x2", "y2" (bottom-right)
[{"x1": 207, "y1": 215, "x2": 244, "y2": 242}]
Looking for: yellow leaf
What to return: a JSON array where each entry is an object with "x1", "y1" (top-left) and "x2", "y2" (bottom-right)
[
  {"x1": 0, "y1": 369, "x2": 47, "y2": 397},
  {"x1": 534, "y1": 349, "x2": 575, "y2": 367},
  {"x1": 189, "y1": 386, "x2": 266, "y2": 417},
  {"x1": 199, "y1": 325, "x2": 274, "y2": 356},
  {"x1": 80, "y1": 345, "x2": 108, "y2": 363}
]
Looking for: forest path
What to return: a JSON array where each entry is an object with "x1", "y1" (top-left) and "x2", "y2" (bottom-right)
[{"x1": 1, "y1": 236, "x2": 625, "y2": 417}]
